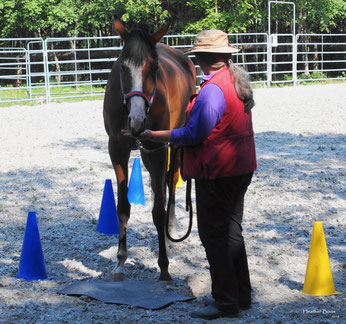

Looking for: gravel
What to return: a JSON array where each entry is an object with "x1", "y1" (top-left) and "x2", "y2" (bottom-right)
[{"x1": 0, "y1": 83, "x2": 345, "y2": 323}]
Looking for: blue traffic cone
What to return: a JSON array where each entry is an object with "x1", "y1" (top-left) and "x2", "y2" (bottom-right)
[
  {"x1": 97, "y1": 179, "x2": 119, "y2": 235},
  {"x1": 127, "y1": 157, "x2": 146, "y2": 205},
  {"x1": 17, "y1": 211, "x2": 48, "y2": 281}
]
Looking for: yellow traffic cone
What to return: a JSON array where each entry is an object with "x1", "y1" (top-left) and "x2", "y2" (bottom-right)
[
  {"x1": 167, "y1": 147, "x2": 171, "y2": 172},
  {"x1": 302, "y1": 221, "x2": 340, "y2": 296},
  {"x1": 167, "y1": 147, "x2": 183, "y2": 189},
  {"x1": 176, "y1": 169, "x2": 183, "y2": 188}
]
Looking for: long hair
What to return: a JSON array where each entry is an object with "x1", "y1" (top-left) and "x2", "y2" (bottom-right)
[{"x1": 195, "y1": 53, "x2": 255, "y2": 113}]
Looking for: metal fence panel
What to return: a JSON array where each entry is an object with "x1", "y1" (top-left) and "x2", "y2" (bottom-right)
[
  {"x1": 296, "y1": 34, "x2": 346, "y2": 84},
  {"x1": 44, "y1": 36, "x2": 123, "y2": 102},
  {"x1": 0, "y1": 38, "x2": 45, "y2": 104},
  {"x1": 44, "y1": 33, "x2": 269, "y2": 101},
  {"x1": 0, "y1": 33, "x2": 345, "y2": 104}
]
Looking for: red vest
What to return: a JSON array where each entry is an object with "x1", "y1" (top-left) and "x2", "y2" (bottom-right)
[{"x1": 181, "y1": 66, "x2": 257, "y2": 179}]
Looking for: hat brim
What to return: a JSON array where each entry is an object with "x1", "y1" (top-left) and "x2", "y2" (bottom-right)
[{"x1": 184, "y1": 45, "x2": 240, "y2": 55}]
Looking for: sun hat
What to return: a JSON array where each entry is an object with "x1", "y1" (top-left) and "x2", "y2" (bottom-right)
[{"x1": 185, "y1": 29, "x2": 240, "y2": 54}]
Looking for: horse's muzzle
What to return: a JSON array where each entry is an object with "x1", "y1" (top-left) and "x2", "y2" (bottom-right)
[{"x1": 129, "y1": 116, "x2": 146, "y2": 137}]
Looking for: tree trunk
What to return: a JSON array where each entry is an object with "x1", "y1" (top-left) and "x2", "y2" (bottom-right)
[
  {"x1": 298, "y1": 9, "x2": 310, "y2": 78},
  {"x1": 15, "y1": 57, "x2": 22, "y2": 87},
  {"x1": 240, "y1": 36, "x2": 247, "y2": 70},
  {"x1": 304, "y1": 42, "x2": 310, "y2": 77},
  {"x1": 50, "y1": 42, "x2": 61, "y2": 84},
  {"x1": 313, "y1": 44, "x2": 319, "y2": 71}
]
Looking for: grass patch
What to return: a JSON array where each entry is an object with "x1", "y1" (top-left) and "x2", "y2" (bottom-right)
[
  {"x1": 1, "y1": 78, "x2": 345, "y2": 107},
  {"x1": 0, "y1": 84, "x2": 106, "y2": 107}
]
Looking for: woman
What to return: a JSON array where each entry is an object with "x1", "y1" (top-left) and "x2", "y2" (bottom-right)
[{"x1": 124, "y1": 29, "x2": 256, "y2": 320}]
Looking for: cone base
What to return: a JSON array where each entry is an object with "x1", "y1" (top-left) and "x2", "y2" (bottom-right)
[
  {"x1": 15, "y1": 276, "x2": 48, "y2": 282},
  {"x1": 302, "y1": 290, "x2": 341, "y2": 297},
  {"x1": 97, "y1": 231, "x2": 119, "y2": 236}
]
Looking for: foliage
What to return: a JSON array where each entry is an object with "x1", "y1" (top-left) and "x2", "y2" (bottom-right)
[
  {"x1": 0, "y1": 0, "x2": 80, "y2": 37},
  {"x1": 0, "y1": 0, "x2": 345, "y2": 38},
  {"x1": 121, "y1": 0, "x2": 170, "y2": 29},
  {"x1": 184, "y1": 0, "x2": 267, "y2": 33},
  {"x1": 297, "y1": 0, "x2": 346, "y2": 33}
]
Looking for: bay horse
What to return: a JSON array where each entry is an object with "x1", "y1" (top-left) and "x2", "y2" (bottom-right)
[{"x1": 103, "y1": 16, "x2": 196, "y2": 281}]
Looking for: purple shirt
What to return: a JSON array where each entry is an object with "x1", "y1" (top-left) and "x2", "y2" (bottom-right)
[{"x1": 171, "y1": 73, "x2": 226, "y2": 146}]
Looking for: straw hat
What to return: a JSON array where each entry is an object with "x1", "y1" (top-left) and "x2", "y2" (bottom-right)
[{"x1": 185, "y1": 29, "x2": 240, "y2": 54}]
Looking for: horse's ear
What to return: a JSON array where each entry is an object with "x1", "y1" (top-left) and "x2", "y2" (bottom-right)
[
  {"x1": 113, "y1": 15, "x2": 128, "y2": 39},
  {"x1": 152, "y1": 19, "x2": 172, "y2": 43}
]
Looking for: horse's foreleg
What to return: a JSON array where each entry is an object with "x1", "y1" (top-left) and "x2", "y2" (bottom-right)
[
  {"x1": 111, "y1": 169, "x2": 130, "y2": 280},
  {"x1": 142, "y1": 150, "x2": 172, "y2": 281},
  {"x1": 108, "y1": 140, "x2": 130, "y2": 281}
]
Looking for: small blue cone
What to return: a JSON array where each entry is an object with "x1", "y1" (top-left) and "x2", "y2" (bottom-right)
[
  {"x1": 17, "y1": 211, "x2": 48, "y2": 281},
  {"x1": 127, "y1": 157, "x2": 146, "y2": 205},
  {"x1": 97, "y1": 179, "x2": 119, "y2": 235}
]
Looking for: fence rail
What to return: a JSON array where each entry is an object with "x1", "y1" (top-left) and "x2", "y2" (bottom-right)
[{"x1": 0, "y1": 33, "x2": 345, "y2": 104}]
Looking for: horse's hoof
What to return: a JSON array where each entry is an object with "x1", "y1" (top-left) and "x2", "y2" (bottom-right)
[
  {"x1": 105, "y1": 272, "x2": 126, "y2": 281},
  {"x1": 159, "y1": 272, "x2": 173, "y2": 281}
]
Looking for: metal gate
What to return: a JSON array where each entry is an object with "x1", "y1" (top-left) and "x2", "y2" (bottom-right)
[
  {"x1": 0, "y1": 38, "x2": 45, "y2": 104},
  {"x1": 268, "y1": 1, "x2": 297, "y2": 86}
]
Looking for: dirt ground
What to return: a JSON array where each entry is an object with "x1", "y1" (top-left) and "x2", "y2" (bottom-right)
[{"x1": 0, "y1": 83, "x2": 345, "y2": 323}]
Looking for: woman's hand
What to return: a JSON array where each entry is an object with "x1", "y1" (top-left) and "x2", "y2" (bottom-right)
[
  {"x1": 139, "y1": 129, "x2": 153, "y2": 140},
  {"x1": 121, "y1": 129, "x2": 172, "y2": 143},
  {"x1": 121, "y1": 129, "x2": 152, "y2": 139},
  {"x1": 121, "y1": 129, "x2": 133, "y2": 138}
]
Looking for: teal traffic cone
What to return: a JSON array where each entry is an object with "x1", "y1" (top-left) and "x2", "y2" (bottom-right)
[
  {"x1": 17, "y1": 211, "x2": 48, "y2": 281},
  {"x1": 97, "y1": 179, "x2": 119, "y2": 235},
  {"x1": 127, "y1": 157, "x2": 146, "y2": 205}
]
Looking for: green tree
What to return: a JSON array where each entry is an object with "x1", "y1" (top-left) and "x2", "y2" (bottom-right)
[
  {"x1": 0, "y1": 0, "x2": 345, "y2": 38},
  {"x1": 120, "y1": 0, "x2": 170, "y2": 30},
  {"x1": 183, "y1": 0, "x2": 267, "y2": 34},
  {"x1": 0, "y1": 0, "x2": 78, "y2": 38},
  {"x1": 78, "y1": 0, "x2": 124, "y2": 37}
]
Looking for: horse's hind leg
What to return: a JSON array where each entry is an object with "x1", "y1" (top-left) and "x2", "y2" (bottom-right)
[
  {"x1": 141, "y1": 148, "x2": 172, "y2": 281},
  {"x1": 108, "y1": 139, "x2": 131, "y2": 281},
  {"x1": 166, "y1": 149, "x2": 182, "y2": 240}
]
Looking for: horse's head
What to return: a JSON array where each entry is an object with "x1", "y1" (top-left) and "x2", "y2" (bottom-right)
[{"x1": 114, "y1": 16, "x2": 171, "y2": 137}]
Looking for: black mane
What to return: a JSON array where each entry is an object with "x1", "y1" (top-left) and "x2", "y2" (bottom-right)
[{"x1": 120, "y1": 28, "x2": 157, "y2": 67}]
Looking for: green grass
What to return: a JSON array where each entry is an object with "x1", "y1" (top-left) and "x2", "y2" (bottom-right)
[
  {"x1": 0, "y1": 86, "x2": 45, "y2": 107},
  {"x1": 1, "y1": 77, "x2": 345, "y2": 107},
  {"x1": 0, "y1": 84, "x2": 106, "y2": 107}
]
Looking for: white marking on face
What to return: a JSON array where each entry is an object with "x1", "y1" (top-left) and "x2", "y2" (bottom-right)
[{"x1": 126, "y1": 61, "x2": 146, "y2": 134}]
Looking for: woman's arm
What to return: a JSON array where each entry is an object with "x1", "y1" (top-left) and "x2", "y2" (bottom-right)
[{"x1": 171, "y1": 84, "x2": 225, "y2": 146}]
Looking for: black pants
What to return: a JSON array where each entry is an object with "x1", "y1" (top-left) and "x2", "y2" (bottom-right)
[{"x1": 195, "y1": 172, "x2": 253, "y2": 310}]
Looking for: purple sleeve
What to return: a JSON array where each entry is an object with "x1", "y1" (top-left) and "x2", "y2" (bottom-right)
[{"x1": 171, "y1": 84, "x2": 226, "y2": 146}]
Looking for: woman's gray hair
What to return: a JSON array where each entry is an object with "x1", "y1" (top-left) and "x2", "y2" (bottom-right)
[{"x1": 195, "y1": 53, "x2": 255, "y2": 113}]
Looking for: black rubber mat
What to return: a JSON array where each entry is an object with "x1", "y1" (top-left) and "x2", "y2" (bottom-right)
[{"x1": 58, "y1": 279, "x2": 194, "y2": 310}]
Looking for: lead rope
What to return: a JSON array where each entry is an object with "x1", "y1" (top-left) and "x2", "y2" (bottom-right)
[{"x1": 166, "y1": 144, "x2": 193, "y2": 242}]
